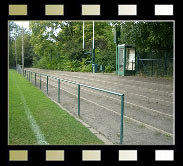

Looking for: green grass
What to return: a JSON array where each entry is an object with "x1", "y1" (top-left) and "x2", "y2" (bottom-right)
[{"x1": 9, "y1": 69, "x2": 104, "y2": 145}]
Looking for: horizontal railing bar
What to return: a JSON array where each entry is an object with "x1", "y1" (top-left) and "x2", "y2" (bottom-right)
[
  {"x1": 138, "y1": 59, "x2": 161, "y2": 61},
  {"x1": 80, "y1": 84, "x2": 123, "y2": 96},
  {"x1": 24, "y1": 69, "x2": 124, "y2": 96},
  {"x1": 22, "y1": 68, "x2": 125, "y2": 144}
]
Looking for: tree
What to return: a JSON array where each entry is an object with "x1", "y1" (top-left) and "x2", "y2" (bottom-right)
[
  {"x1": 116, "y1": 21, "x2": 173, "y2": 55},
  {"x1": 29, "y1": 21, "x2": 116, "y2": 71},
  {"x1": 9, "y1": 22, "x2": 34, "y2": 68},
  {"x1": 28, "y1": 21, "x2": 173, "y2": 74}
]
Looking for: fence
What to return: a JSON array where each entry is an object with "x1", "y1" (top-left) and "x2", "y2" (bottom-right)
[
  {"x1": 137, "y1": 57, "x2": 173, "y2": 77},
  {"x1": 136, "y1": 50, "x2": 173, "y2": 77},
  {"x1": 17, "y1": 67, "x2": 125, "y2": 144}
]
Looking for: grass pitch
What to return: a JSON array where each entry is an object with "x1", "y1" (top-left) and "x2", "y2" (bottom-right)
[{"x1": 9, "y1": 69, "x2": 104, "y2": 145}]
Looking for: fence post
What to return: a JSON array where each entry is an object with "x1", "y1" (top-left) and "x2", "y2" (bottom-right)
[
  {"x1": 58, "y1": 79, "x2": 60, "y2": 103},
  {"x1": 40, "y1": 74, "x2": 41, "y2": 89},
  {"x1": 47, "y1": 76, "x2": 48, "y2": 94},
  {"x1": 31, "y1": 72, "x2": 32, "y2": 81},
  {"x1": 35, "y1": 73, "x2": 36, "y2": 86},
  {"x1": 78, "y1": 84, "x2": 80, "y2": 116},
  {"x1": 29, "y1": 71, "x2": 30, "y2": 81},
  {"x1": 152, "y1": 60, "x2": 154, "y2": 76},
  {"x1": 120, "y1": 94, "x2": 124, "y2": 144},
  {"x1": 164, "y1": 51, "x2": 167, "y2": 76},
  {"x1": 132, "y1": 61, "x2": 134, "y2": 70},
  {"x1": 137, "y1": 59, "x2": 139, "y2": 74}
]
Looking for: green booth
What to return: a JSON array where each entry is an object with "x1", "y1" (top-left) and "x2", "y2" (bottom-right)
[{"x1": 116, "y1": 44, "x2": 136, "y2": 76}]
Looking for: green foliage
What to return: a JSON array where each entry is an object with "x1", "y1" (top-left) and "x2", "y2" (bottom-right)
[
  {"x1": 116, "y1": 22, "x2": 173, "y2": 53},
  {"x1": 29, "y1": 21, "x2": 116, "y2": 72},
  {"x1": 104, "y1": 65, "x2": 115, "y2": 73},
  {"x1": 34, "y1": 56, "x2": 48, "y2": 69},
  {"x1": 63, "y1": 60, "x2": 80, "y2": 72},
  {"x1": 9, "y1": 21, "x2": 173, "y2": 77},
  {"x1": 80, "y1": 64, "x2": 93, "y2": 72}
]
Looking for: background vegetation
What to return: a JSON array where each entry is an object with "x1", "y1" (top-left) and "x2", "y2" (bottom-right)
[{"x1": 9, "y1": 21, "x2": 173, "y2": 76}]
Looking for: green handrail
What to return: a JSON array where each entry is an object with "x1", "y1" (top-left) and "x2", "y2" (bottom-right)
[{"x1": 23, "y1": 69, "x2": 125, "y2": 144}]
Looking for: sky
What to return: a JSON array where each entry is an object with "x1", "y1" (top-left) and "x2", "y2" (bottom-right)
[{"x1": 13, "y1": 21, "x2": 30, "y2": 30}]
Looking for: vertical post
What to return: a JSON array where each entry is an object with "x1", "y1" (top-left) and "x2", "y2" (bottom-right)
[
  {"x1": 152, "y1": 60, "x2": 154, "y2": 76},
  {"x1": 47, "y1": 76, "x2": 48, "y2": 94},
  {"x1": 83, "y1": 21, "x2": 85, "y2": 50},
  {"x1": 118, "y1": 46, "x2": 120, "y2": 76},
  {"x1": 31, "y1": 72, "x2": 32, "y2": 81},
  {"x1": 40, "y1": 74, "x2": 41, "y2": 89},
  {"x1": 29, "y1": 71, "x2": 30, "y2": 81},
  {"x1": 14, "y1": 28, "x2": 17, "y2": 70},
  {"x1": 92, "y1": 21, "x2": 95, "y2": 72},
  {"x1": 132, "y1": 60, "x2": 134, "y2": 70},
  {"x1": 120, "y1": 94, "x2": 124, "y2": 144},
  {"x1": 78, "y1": 84, "x2": 80, "y2": 116},
  {"x1": 124, "y1": 47, "x2": 126, "y2": 76},
  {"x1": 58, "y1": 79, "x2": 60, "y2": 103},
  {"x1": 116, "y1": 45, "x2": 118, "y2": 74},
  {"x1": 137, "y1": 57, "x2": 139, "y2": 74},
  {"x1": 164, "y1": 50, "x2": 167, "y2": 76},
  {"x1": 35, "y1": 73, "x2": 36, "y2": 86},
  {"x1": 22, "y1": 27, "x2": 24, "y2": 72}
]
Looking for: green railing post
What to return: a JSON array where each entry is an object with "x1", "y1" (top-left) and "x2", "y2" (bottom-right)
[
  {"x1": 152, "y1": 60, "x2": 154, "y2": 76},
  {"x1": 47, "y1": 76, "x2": 48, "y2": 94},
  {"x1": 31, "y1": 72, "x2": 32, "y2": 81},
  {"x1": 40, "y1": 74, "x2": 41, "y2": 89},
  {"x1": 29, "y1": 71, "x2": 30, "y2": 81},
  {"x1": 78, "y1": 84, "x2": 80, "y2": 116},
  {"x1": 120, "y1": 94, "x2": 124, "y2": 144},
  {"x1": 58, "y1": 79, "x2": 60, "y2": 103},
  {"x1": 116, "y1": 45, "x2": 118, "y2": 74},
  {"x1": 35, "y1": 73, "x2": 36, "y2": 86}
]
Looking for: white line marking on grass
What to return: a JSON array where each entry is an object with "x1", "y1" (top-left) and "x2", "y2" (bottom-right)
[{"x1": 14, "y1": 74, "x2": 48, "y2": 145}]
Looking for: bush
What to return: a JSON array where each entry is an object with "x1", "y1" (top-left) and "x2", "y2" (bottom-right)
[
  {"x1": 167, "y1": 63, "x2": 173, "y2": 76},
  {"x1": 61, "y1": 60, "x2": 80, "y2": 72},
  {"x1": 80, "y1": 64, "x2": 92, "y2": 72},
  {"x1": 33, "y1": 57, "x2": 48, "y2": 69},
  {"x1": 104, "y1": 65, "x2": 115, "y2": 73}
]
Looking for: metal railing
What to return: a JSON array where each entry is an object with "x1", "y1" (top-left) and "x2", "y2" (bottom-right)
[{"x1": 19, "y1": 68, "x2": 125, "y2": 144}]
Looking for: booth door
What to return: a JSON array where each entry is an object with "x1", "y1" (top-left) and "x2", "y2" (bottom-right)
[
  {"x1": 118, "y1": 46, "x2": 124, "y2": 75},
  {"x1": 126, "y1": 48, "x2": 135, "y2": 71}
]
